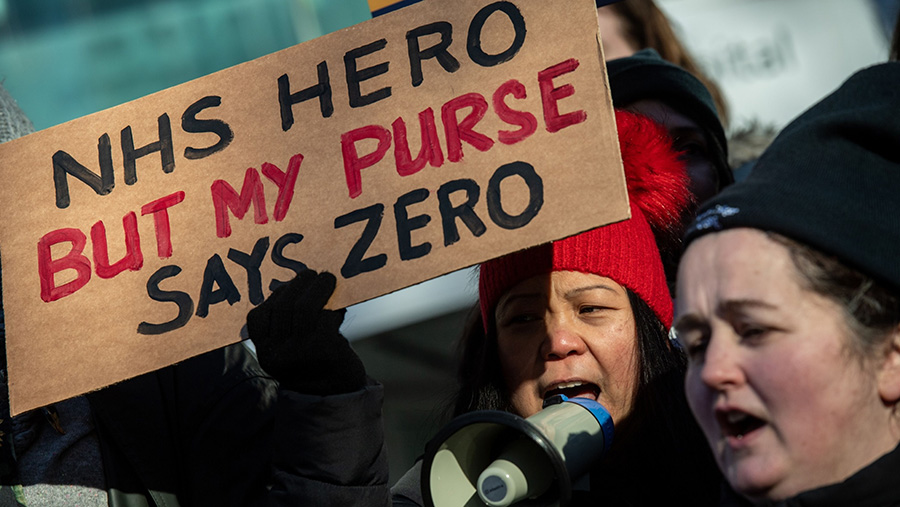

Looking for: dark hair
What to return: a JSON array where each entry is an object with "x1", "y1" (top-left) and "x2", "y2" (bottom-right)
[
  {"x1": 597, "y1": 291, "x2": 720, "y2": 504},
  {"x1": 451, "y1": 289, "x2": 721, "y2": 504},
  {"x1": 450, "y1": 304, "x2": 506, "y2": 417},
  {"x1": 768, "y1": 233, "x2": 900, "y2": 359},
  {"x1": 600, "y1": 0, "x2": 730, "y2": 128}
]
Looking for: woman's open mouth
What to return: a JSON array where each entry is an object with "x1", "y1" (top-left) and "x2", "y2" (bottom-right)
[
  {"x1": 543, "y1": 381, "x2": 601, "y2": 402},
  {"x1": 716, "y1": 409, "x2": 766, "y2": 443}
]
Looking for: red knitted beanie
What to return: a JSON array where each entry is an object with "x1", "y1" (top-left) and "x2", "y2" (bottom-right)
[{"x1": 479, "y1": 110, "x2": 690, "y2": 329}]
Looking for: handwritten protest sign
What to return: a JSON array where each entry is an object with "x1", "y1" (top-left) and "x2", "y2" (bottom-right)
[{"x1": 0, "y1": 0, "x2": 627, "y2": 415}]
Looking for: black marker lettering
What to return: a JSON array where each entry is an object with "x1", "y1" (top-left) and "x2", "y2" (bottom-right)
[
  {"x1": 407, "y1": 22, "x2": 460, "y2": 87},
  {"x1": 52, "y1": 133, "x2": 114, "y2": 209},
  {"x1": 270, "y1": 232, "x2": 307, "y2": 292},
  {"x1": 138, "y1": 265, "x2": 194, "y2": 335},
  {"x1": 467, "y1": 1, "x2": 527, "y2": 67},
  {"x1": 279, "y1": 61, "x2": 333, "y2": 131},
  {"x1": 196, "y1": 254, "x2": 241, "y2": 317},
  {"x1": 335, "y1": 204, "x2": 387, "y2": 278},
  {"x1": 227, "y1": 236, "x2": 270, "y2": 306},
  {"x1": 487, "y1": 161, "x2": 543, "y2": 229},
  {"x1": 345, "y1": 39, "x2": 392, "y2": 108},
  {"x1": 121, "y1": 113, "x2": 175, "y2": 186},
  {"x1": 182, "y1": 96, "x2": 234, "y2": 160},
  {"x1": 438, "y1": 178, "x2": 486, "y2": 246},
  {"x1": 394, "y1": 188, "x2": 432, "y2": 261}
]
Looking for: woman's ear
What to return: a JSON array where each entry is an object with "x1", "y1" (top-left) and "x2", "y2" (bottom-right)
[{"x1": 877, "y1": 326, "x2": 900, "y2": 404}]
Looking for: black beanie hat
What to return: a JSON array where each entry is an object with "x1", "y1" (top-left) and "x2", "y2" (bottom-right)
[
  {"x1": 606, "y1": 49, "x2": 732, "y2": 188},
  {"x1": 685, "y1": 62, "x2": 900, "y2": 291}
]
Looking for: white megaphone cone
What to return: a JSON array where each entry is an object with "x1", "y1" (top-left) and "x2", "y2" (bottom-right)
[{"x1": 421, "y1": 395, "x2": 613, "y2": 507}]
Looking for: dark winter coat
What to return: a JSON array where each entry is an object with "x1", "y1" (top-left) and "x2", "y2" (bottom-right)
[{"x1": 85, "y1": 342, "x2": 391, "y2": 506}]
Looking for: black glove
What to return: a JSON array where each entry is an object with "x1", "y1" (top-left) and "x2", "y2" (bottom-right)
[{"x1": 247, "y1": 270, "x2": 366, "y2": 395}]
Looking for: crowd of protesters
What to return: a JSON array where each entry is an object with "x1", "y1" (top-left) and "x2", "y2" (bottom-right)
[{"x1": 0, "y1": 0, "x2": 899, "y2": 505}]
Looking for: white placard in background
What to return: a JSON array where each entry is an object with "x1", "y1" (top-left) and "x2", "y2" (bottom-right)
[{"x1": 659, "y1": 0, "x2": 888, "y2": 131}]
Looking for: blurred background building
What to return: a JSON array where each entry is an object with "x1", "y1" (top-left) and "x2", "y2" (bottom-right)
[{"x1": 1, "y1": 0, "x2": 897, "y2": 482}]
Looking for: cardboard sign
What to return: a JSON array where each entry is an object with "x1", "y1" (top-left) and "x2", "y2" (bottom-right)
[{"x1": 0, "y1": 0, "x2": 627, "y2": 415}]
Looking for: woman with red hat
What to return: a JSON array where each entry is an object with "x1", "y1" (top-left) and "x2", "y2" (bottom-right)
[{"x1": 390, "y1": 110, "x2": 723, "y2": 505}]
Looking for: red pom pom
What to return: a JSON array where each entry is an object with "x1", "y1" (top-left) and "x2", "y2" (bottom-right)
[{"x1": 614, "y1": 109, "x2": 693, "y2": 239}]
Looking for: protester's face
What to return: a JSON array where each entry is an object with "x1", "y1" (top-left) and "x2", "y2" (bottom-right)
[
  {"x1": 626, "y1": 99, "x2": 719, "y2": 204},
  {"x1": 676, "y1": 228, "x2": 898, "y2": 501},
  {"x1": 495, "y1": 270, "x2": 639, "y2": 420}
]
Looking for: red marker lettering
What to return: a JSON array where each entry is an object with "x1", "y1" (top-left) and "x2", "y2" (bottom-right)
[
  {"x1": 91, "y1": 212, "x2": 143, "y2": 279},
  {"x1": 37, "y1": 228, "x2": 92, "y2": 302},
  {"x1": 141, "y1": 191, "x2": 185, "y2": 258},
  {"x1": 211, "y1": 168, "x2": 269, "y2": 238},
  {"x1": 261, "y1": 153, "x2": 303, "y2": 221},
  {"x1": 538, "y1": 58, "x2": 586, "y2": 133},
  {"x1": 393, "y1": 108, "x2": 444, "y2": 177},
  {"x1": 341, "y1": 125, "x2": 391, "y2": 199},
  {"x1": 441, "y1": 92, "x2": 493, "y2": 163},
  {"x1": 493, "y1": 79, "x2": 537, "y2": 145}
]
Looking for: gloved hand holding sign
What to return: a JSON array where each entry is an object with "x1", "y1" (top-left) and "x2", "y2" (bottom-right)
[{"x1": 247, "y1": 270, "x2": 367, "y2": 395}]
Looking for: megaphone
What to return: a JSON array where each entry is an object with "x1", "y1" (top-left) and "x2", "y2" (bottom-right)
[{"x1": 421, "y1": 395, "x2": 614, "y2": 507}]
